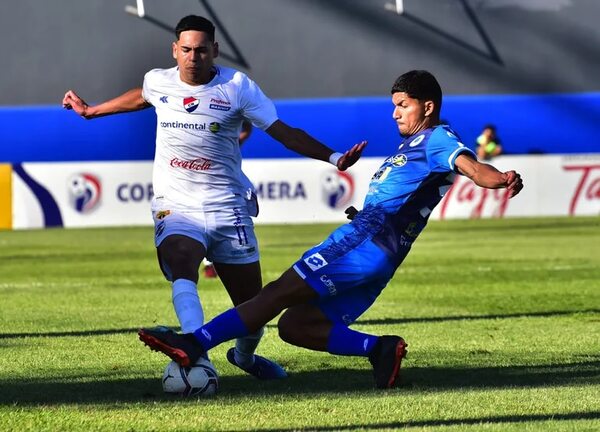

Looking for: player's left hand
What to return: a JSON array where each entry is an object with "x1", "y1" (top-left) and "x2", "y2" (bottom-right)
[
  {"x1": 337, "y1": 141, "x2": 367, "y2": 171},
  {"x1": 504, "y1": 170, "x2": 523, "y2": 198}
]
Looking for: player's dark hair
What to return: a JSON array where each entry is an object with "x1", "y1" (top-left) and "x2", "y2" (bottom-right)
[
  {"x1": 391, "y1": 70, "x2": 442, "y2": 112},
  {"x1": 175, "y1": 15, "x2": 215, "y2": 41}
]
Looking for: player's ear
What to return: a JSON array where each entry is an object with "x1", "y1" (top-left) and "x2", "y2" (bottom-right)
[
  {"x1": 424, "y1": 100, "x2": 435, "y2": 117},
  {"x1": 172, "y1": 41, "x2": 178, "y2": 60},
  {"x1": 213, "y1": 41, "x2": 219, "y2": 59}
]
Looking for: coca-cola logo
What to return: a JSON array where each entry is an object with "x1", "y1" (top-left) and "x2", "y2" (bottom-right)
[
  {"x1": 563, "y1": 164, "x2": 600, "y2": 215},
  {"x1": 169, "y1": 157, "x2": 212, "y2": 171}
]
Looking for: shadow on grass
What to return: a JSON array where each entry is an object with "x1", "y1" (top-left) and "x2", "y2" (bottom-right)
[
  {"x1": 248, "y1": 411, "x2": 600, "y2": 432},
  {"x1": 1, "y1": 309, "x2": 597, "y2": 340},
  {"x1": 1, "y1": 359, "x2": 598, "y2": 406}
]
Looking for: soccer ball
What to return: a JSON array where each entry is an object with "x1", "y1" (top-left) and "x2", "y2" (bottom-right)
[{"x1": 162, "y1": 358, "x2": 219, "y2": 397}]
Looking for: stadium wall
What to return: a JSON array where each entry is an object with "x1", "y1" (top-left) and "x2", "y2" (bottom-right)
[
  {"x1": 2, "y1": 95, "x2": 599, "y2": 230},
  {"x1": 9, "y1": 154, "x2": 600, "y2": 230}
]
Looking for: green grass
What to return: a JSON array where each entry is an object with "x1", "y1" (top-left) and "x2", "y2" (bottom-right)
[{"x1": 0, "y1": 216, "x2": 599, "y2": 431}]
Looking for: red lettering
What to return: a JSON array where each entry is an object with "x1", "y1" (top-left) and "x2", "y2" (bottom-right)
[
  {"x1": 563, "y1": 165, "x2": 600, "y2": 215},
  {"x1": 439, "y1": 176, "x2": 510, "y2": 219},
  {"x1": 169, "y1": 157, "x2": 212, "y2": 171}
]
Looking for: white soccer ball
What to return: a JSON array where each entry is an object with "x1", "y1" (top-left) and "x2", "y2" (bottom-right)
[{"x1": 162, "y1": 358, "x2": 219, "y2": 397}]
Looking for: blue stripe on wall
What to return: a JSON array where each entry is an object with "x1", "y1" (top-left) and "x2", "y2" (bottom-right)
[
  {"x1": 1, "y1": 93, "x2": 599, "y2": 163},
  {"x1": 13, "y1": 163, "x2": 63, "y2": 227}
]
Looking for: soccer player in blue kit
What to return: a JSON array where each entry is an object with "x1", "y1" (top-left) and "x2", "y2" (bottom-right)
[{"x1": 139, "y1": 70, "x2": 524, "y2": 389}]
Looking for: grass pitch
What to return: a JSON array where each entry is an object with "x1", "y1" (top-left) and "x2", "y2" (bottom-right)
[{"x1": 0, "y1": 216, "x2": 599, "y2": 431}]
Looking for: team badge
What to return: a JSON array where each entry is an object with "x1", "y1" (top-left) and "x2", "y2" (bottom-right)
[
  {"x1": 389, "y1": 154, "x2": 408, "y2": 167},
  {"x1": 183, "y1": 97, "x2": 199, "y2": 113}
]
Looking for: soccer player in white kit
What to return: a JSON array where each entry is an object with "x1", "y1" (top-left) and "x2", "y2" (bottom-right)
[{"x1": 62, "y1": 15, "x2": 366, "y2": 379}]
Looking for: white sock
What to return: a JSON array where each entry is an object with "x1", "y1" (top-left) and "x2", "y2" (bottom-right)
[
  {"x1": 234, "y1": 327, "x2": 265, "y2": 368},
  {"x1": 172, "y1": 278, "x2": 204, "y2": 333}
]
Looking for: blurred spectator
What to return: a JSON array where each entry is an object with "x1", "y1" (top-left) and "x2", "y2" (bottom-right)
[{"x1": 476, "y1": 124, "x2": 502, "y2": 160}]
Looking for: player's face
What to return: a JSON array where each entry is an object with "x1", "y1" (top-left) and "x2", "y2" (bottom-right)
[
  {"x1": 392, "y1": 92, "x2": 434, "y2": 137},
  {"x1": 173, "y1": 30, "x2": 219, "y2": 85}
]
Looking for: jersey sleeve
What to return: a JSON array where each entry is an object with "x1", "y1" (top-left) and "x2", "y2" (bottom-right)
[
  {"x1": 237, "y1": 75, "x2": 278, "y2": 131},
  {"x1": 141, "y1": 69, "x2": 158, "y2": 106},
  {"x1": 428, "y1": 127, "x2": 477, "y2": 172}
]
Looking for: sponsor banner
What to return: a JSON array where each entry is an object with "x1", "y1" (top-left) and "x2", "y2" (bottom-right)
[
  {"x1": 432, "y1": 154, "x2": 600, "y2": 219},
  {"x1": 10, "y1": 154, "x2": 600, "y2": 229},
  {"x1": 12, "y1": 162, "x2": 153, "y2": 229}
]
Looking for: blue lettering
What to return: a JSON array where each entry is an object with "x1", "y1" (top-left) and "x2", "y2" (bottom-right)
[
  {"x1": 116, "y1": 183, "x2": 154, "y2": 202},
  {"x1": 256, "y1": 182, "x2": 306, "y2": 200}
]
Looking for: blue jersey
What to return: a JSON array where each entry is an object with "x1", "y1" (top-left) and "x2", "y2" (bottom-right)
[{"x1": 353, "y1": 125, "x2": 476, "y2": 262}]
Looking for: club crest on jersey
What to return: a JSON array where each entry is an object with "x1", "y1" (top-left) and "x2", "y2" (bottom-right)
[{"x1": 183, "y1": 97, "x2": 199, "y2": 113}]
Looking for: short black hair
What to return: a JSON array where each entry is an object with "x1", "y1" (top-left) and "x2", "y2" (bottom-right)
[
  {"x1": 175, "y1": 15, "x2": 215, "y2": 41},
  {"x1": 391, "y1": 70, "x2": 442, "y2": 112}
]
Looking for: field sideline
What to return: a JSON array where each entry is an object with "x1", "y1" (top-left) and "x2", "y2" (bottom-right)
[{"x1": 0, "y1": 216, "x2": 599, "y2": 431}]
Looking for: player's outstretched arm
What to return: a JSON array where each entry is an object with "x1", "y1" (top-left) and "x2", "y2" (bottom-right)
[
  {"x1": 265, "y1": 120, "x2": 367, "y2": 171},
  {"x1": 455, "y1": 154, "x2": 523, "y2": 198},
  {"x1": 62, "y1": 88, "x2": 151, "y2": 119}
]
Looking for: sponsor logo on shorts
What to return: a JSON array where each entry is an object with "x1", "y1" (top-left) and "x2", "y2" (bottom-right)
[
  {"x1": 229, "y1": 246, "x2": 257, "y2": 256},
  {"x1": 155, "y1": 210, "x2": 171, "y2": 220},
  {"x1": 201, "y1": 328, "x2": 212, "y2": 341},
  {"x1": 319, "y1": 274, "x2": 336, "y2": 296},
  {"x1": 170, "y1": 157, "x2": 212, "y2": 171},
  {"x1": 304, "y1": 253, "x2": 328, "y2": 271}
]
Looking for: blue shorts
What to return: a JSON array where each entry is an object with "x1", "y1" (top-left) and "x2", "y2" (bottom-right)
[{"x1": 292, "y1": 224, "x2": 406, "y2": 325}]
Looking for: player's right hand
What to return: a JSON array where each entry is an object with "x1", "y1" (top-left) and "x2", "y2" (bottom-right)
[
  {"x1": 503, "y1": 170, "x2": 523, "y2": 198},
  {"x1": 62, "y1": 90, "x2": 89, "y2": 118}
]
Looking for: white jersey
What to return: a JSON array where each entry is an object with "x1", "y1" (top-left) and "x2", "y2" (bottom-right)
[{"x1": 142, "y1": 65, "x2": 278, "y2": 211}]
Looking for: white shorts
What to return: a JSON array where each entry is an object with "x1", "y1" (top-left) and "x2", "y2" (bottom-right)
[{"x1": 152, "y1": 205, "x2": 259, "y2": 265}]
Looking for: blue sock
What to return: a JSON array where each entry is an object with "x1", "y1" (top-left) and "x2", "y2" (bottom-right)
[
  {"x1": 326, "y1": 323, "x2": 378, "y2": 357},
  {"x1": 193, "y1": 308, "x2": 249, "y2": 351}
]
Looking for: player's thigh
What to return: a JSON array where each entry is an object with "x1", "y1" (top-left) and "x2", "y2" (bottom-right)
[
  {"x1": 152, "y1": 210, "x2": 209, "y2": 281},
  {"x1": 213, "y1": 261, "x2": 262, "y2": 305}
]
